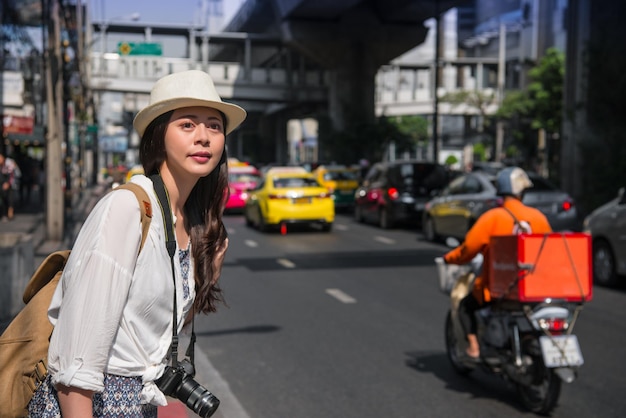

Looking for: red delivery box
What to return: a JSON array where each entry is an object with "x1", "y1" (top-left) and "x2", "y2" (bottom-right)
[{"x1": 488, "y1": 233, "x2": 593, "y2": 302}]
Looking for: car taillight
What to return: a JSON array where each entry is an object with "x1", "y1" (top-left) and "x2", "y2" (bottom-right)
[
  {"x1": 268, "y1": 194, "x2": 287, "y2": 200},
  {"x1": 387, "y1": 187, "x2": 399, "y2": 200},
  {"x1": 562, "y1": 199, "x2": 573, "y2": 211},
  {"x1": 486, "y1": 197, "x2": 503, "y2": 208}
]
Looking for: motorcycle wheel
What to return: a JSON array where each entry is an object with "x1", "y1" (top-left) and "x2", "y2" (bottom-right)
[
  {"x1": 516, "y1": 356, "x2": 561, "y2": 415},
  {"x1": 444, "y1": 311, "x2": 474, "y2": 375}
]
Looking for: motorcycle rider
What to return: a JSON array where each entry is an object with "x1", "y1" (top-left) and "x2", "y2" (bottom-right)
[{"x1": 443, "y1": 166, "x2": 552, "y2": 359}]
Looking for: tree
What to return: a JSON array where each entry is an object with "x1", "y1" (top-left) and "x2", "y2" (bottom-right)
[
  {"x1": 387, "y1": 115, "x2": 429, "y2": 156},
  {"x1": 496, "y1": 90, "x2": 535, "y2": 164},
  {"x1": 495, "y1": 48, "x2": 565, "y2": 175},
  {"x1": 527, "y1": 48, "x2": 564, "y2": 134},
  {"x1": 444, "y1": 154, "x2": 459, "y2": 167},
  {"x1": 441, "y1": 90, "x2": 497, "y2": 133}
]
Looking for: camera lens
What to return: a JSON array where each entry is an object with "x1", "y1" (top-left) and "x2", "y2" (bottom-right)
[{"x1": 178, "y1": 375, "x2": 220, "y2": 418}]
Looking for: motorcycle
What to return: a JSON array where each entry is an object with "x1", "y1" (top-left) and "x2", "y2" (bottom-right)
[{"x1": 436, "y1": 244, "x2": 586, "y2": 415}]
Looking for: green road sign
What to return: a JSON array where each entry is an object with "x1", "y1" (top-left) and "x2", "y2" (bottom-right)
[{"x1": 117, "y1": 42, "x2": 162, "y2": 56}]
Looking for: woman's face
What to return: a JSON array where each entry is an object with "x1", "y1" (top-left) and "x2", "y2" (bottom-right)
[{"x1": 163, "y1": 106, "x2": 225, "y2": 182}]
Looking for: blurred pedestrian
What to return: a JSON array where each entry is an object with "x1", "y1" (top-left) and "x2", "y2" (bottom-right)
[
  {"x1": 28, "y1": 70, "x2": 247, "y2": 416},
  {"x1": 0, "y1": 152, "x2": 21, "y2": 221},
  {"x1": 18, "y1": 155, "x2": 37, "y2": 207},
  {"x1": 37, "y1": 159, "x2": 46, "y2": 207}
]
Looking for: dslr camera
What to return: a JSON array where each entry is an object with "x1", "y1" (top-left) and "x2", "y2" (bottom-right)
[{"x1": 156, "y1": 359, "x2": 220, "y2": 417}]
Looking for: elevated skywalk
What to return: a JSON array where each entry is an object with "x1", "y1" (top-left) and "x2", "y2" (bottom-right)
[{"x1": 89, "y1": 51, "x2": 497, "y2": 117}]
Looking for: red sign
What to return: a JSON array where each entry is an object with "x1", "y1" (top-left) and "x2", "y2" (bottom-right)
[{"x1": 2, "y1": 115, "x2": 34, "y2": 134}]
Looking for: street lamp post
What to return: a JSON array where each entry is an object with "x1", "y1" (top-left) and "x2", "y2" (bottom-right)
[
  {"x1": 495, "y1": 22, "x2": 506, "y2": 162},
  {"x1": 432, "y1": 10, "x2": 442, "y2": 164}
]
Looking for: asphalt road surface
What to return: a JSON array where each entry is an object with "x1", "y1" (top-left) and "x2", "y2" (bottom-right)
[{"x1": 189, "y1": 213, "x2": 626, "y2": 418}]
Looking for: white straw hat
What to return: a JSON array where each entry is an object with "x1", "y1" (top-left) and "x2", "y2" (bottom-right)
[{"x1": 133, "y1": 70, "x2": 247, "y2": 137}]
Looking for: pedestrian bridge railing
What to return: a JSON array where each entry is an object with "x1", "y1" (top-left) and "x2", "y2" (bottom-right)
[
  {"x1": 88, "y1": 53, "x2": 329, "y2": 104},
  {"x1": 88, "y1": 53, "x2": 500, "y2": 116}
]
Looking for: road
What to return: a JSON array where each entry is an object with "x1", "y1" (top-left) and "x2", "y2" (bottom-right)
[{"x1": 190, "y1": 213, "x2": 626, "y2": 418}]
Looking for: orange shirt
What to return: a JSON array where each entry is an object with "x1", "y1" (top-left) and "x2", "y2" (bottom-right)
[{"x1": 443, "y1": 197, "x2": 552, "y2": 302}]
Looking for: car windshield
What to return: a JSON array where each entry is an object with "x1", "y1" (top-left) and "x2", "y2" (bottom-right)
[
  {"x1": 273, "y1": 177, "x2": 320, "y2": 188},
  {"x1": 324, "y1": 170, "x2": 357, "y2": 181},
  {"x1": 527, "y1": 175, "x2": 556, "y2": 191},
  {"x1": 229, "y1": 172, "x2": 261, "y2": 183},
  {"x1": 389, "y1": 163, "x2": 449, "y2": 195}
]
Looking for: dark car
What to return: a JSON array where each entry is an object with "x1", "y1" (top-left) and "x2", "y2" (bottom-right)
[
  {"x1": 422, "y1": 170, "x2": 580, "y2": 242},
  {"x1": 523, "y1": 172, "x2": 580, "y2": 232},
  {"x1": 354, "y1": 160, "x2": 450, "y2": 229}
]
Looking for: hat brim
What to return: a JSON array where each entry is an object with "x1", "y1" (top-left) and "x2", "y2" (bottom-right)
[{"x1": 133, "y1": 97, "x2": 247, "y2": 138}]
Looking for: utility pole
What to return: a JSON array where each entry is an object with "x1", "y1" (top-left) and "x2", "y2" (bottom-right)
[
  {"x1": 44, "y1": 0, "x2": 65, "y2": 241},
  {"x1": 432, "y1": 2, "x2": 442, "y2": 164},
  {"x1": 495, "y1": 22, "x2": 506, "y2": 162}
]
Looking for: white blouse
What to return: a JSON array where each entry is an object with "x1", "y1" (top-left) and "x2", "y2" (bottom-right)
[{"x1": 47, "y1": 175, "x2": 195, "y2": 406}]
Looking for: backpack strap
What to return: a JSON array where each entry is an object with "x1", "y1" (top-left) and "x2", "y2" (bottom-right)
[
  {"x1": 22, "y1": 250, "x2": 71, "y2": 304},
  {"x1": 501, "y1": 205, "x2": 531, "y2": 233},
  {"x1": 501, "y1": 205, "x2": 520, "y2": 227},
  {"x1": 116, "y1": 182, "x2": 153, "y2": 252}
]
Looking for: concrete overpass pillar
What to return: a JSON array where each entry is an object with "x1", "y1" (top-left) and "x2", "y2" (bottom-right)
[
  {"x1": 562, "y1": 0, "x2": 589, "y2": 203},
  {"x1": 257, "y1": 113, "x2": 288, "y2": 164},
  {"x1": 279, "y1": 2, "x2": 428, "y2": 133},
  {"x1": 328, "y1": 43, "x2": 378, "y2": 131}
]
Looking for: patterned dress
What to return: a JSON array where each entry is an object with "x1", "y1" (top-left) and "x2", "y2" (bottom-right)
[{"x1": 28, "y1": 374, "x2": 157, "y2": 417}]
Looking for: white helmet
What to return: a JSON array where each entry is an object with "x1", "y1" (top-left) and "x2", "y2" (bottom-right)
[{"x1": 496, "y1": 167, "x2": 533, "y2": 197}]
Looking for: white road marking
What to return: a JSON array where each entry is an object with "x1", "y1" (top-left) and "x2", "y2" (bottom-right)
[
  {"x1": 374, "y1": 236, "x2": 396, "y2": 245},
  {"x1": 244, "y1": 239, "x2": 258, "y2": 247},
  {"x1": 180, "y1": 335, "x2": 251, "y2": 418},
  {"x1": 326, "y1": 288, "x2": 357, "y2": 304},
  {"x1": 334, "y1": 223, "x2": 348, "y2": 231},
  {"x1": 277, "y1": 258, "x2": 296, "y2": 268}
]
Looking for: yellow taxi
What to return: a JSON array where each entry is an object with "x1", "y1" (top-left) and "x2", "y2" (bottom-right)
[
  {"x1": 244, "y1": 167, "x2": 334, "y2": 232},
  {"x1": 313, "y1": 165, "x2": 359, "y2": 211},
  {"x1": 125, "y1": 165, "x2": 144, "y2": 183}
]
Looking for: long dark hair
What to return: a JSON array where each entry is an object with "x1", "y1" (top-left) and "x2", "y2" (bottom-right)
[{"x1": 139, "y1": 110, "x2": 229, "y2": 313}]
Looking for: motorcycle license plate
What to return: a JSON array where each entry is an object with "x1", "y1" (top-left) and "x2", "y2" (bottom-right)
[{"x1": 539, "y1": 335, "x2": 584, "y2": 368}]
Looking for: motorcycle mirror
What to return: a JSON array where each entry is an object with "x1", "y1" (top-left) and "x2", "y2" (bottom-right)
[{"x1": 445, "y1": 237, "x2": 460, "y2": 248}]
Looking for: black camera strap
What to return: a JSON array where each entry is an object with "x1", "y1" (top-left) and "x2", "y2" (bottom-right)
[{"x1": 150, "y1": 173, "x2": 196, "y2": 370}]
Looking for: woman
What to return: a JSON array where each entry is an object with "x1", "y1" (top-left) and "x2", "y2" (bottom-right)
[{"x1": 29, "y1": 70, "x2": 247, "y2": 416}]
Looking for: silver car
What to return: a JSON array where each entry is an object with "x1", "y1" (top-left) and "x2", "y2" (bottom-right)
[
  {"x1": 422, "y1": 171, "x2": 580, "y2": 242},
  {"x1": 583, "y1": 187, "x2": 626, "y2": 286}
]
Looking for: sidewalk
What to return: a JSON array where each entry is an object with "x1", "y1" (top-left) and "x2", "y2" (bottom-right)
[{"x1": 0, "y1": 183, "x2": 109, "y2": 268}]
